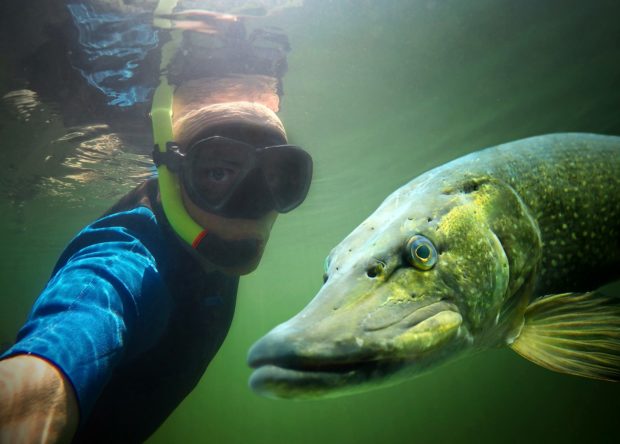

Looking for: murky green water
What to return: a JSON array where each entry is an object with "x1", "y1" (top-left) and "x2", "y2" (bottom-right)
[{"x1": 1, "y1": 0, "x2": 620, "y2": 443}]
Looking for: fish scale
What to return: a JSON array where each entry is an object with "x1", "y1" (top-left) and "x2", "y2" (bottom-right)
[{"x1": 448, "y1": 134, "x2": 620, "y2": 294}]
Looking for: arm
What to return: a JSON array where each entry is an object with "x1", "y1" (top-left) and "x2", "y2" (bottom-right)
[
  {"x1": 0, "y1": 207, "x2": 170, "y2": 440},
  {"x1": 0, "y1": 355, "x2": 78, "y2": 443}
]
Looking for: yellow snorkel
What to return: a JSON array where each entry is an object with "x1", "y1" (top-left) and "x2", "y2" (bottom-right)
[{"x1": 151, "y1": 0, "x2": 206, "y2": 248}]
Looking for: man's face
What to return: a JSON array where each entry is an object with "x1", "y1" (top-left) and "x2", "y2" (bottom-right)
[{"x1": 180, "y1": 124, "x2": 286, "y2": 275}]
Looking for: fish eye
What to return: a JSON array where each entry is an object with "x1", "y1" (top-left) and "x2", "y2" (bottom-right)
[{"x1": 405, "y1": 235, "x2": 438, "y2": 271}]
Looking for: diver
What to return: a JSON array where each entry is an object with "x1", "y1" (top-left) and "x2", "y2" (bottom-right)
[{"x1": 0, "y1": 3, "x2": 312, "y2": 443}]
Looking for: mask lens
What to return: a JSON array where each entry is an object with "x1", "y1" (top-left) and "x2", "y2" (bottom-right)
[
  {"x1": 186, "y1": 137, "x2": 252, "y2": 209},
  {"x1": 259, "y1": 146, "x2": 313, "y2": 212}
]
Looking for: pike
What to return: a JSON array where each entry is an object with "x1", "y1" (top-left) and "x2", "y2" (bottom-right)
[{"x1": 248, "y1": 133, "x2": 620, "y2": 399}]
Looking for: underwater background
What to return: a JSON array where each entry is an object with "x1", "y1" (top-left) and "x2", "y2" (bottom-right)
[{"x1": 1, "y1": 0, "x2": 620, "y2": 442}]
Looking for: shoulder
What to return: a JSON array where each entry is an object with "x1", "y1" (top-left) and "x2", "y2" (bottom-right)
[
  {"x1": 52, "y1": 206, "x2": 167, "y2": 276},
  {"x1": 92, "y1": 206, "x2": 158, "y2": 233},
  {"x1": 82, "y1": 206, "x2": 161, "y2": 247}
]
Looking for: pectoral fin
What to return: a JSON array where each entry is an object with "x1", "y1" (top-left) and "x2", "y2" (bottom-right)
[{"x1": 509, "y1": 291, "x2": 620, "y2": 382}]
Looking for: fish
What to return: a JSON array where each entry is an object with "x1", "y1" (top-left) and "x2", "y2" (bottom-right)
[{"x1": 247, "y1": 132, "x2": 620, "y2": 399}]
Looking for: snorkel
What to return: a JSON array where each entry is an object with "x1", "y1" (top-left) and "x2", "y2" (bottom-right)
[{"x1": 151, "y1": 3, "x2": 207, "y2": 250}]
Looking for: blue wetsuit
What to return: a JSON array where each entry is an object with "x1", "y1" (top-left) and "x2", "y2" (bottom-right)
[{"x1": 1, "y1": 181, "x2": 238, "y2": 442}]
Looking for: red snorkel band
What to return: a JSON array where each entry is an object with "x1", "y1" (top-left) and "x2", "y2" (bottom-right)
[{"x1": 191, "y1": 229, "x2": 209, "y2": 249}]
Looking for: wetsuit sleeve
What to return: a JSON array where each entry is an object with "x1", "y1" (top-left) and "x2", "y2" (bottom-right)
[{"x1": 0, "y1": 207, "x2": 171, "y2": 422}]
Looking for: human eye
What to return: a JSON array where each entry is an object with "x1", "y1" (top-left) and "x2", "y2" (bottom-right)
[{"x1": 206, "y1": 167, "x2": 234, "y2": 182}]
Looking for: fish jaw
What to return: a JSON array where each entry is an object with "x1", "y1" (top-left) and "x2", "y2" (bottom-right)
[{"x1": 247, "y1": 278, "x2": 470, "y2": 399}]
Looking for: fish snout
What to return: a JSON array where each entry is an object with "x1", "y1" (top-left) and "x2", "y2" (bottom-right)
[
  {"x1": 247, "y1": 323, "x2": 311, "y2": 370},
  {"x1": 247, "y1": 319, "x2": 375, "y2": 399},
  {"x1": 248, "y1": 317, "x2": 370, "y2": 371},
  {"x1": 247, "y1": 295, "x2": 467, "y2": 399}
]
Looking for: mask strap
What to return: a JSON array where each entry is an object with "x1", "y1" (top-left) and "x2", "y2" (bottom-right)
[{"x1": 151, "y1": 0, "x2": 207, "y2": 249}]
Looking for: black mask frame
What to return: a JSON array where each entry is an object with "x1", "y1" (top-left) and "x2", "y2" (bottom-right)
[{"x1": 153, "y1": 136, "x2": 313, "y2": 218}]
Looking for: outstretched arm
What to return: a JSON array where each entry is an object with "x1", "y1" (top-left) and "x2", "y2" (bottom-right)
[{"x1": 0, "y1": 354, "x2": 78, "y2": 443}]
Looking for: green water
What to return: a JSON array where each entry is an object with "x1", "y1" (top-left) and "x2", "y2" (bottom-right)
[{"x1": 2, "y1": 0, "x2": 620, "y2": 443}]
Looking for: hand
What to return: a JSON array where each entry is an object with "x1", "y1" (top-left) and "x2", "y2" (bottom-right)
[{"x1": 0, "y1": 355, "x2": 78, "y2": 443}]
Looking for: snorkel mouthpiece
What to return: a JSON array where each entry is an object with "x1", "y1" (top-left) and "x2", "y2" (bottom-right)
[{"x1": 194, "y1": 233, "x2": 261, "y2": 268}]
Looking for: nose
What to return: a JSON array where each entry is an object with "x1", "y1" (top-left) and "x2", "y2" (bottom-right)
[{"x1": 222, "y1": 169, "x2": 276, "y2": 218}]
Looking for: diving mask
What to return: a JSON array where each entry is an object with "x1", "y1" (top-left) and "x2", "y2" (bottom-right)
[{"x1": 153, "y1": 135, "x2": 313, "y2": 219}]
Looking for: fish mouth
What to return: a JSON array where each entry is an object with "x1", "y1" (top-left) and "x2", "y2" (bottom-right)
[
  {"x1": 248, "y1": 301, "x2": 463, "y2": 399},
  {"x1": 248, "y1": 362, "x2": 382, "y2": 400}
]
